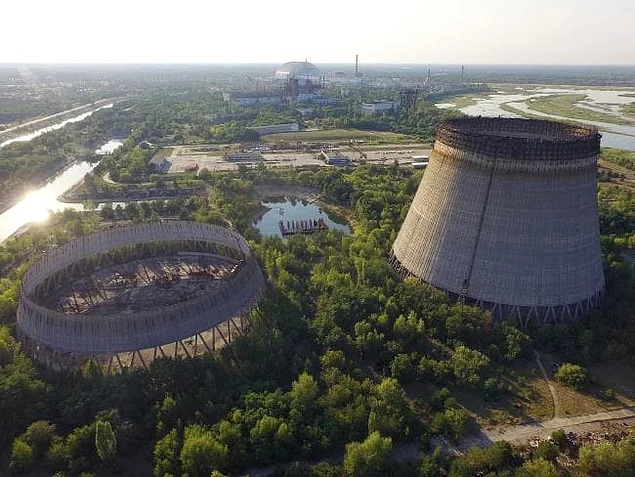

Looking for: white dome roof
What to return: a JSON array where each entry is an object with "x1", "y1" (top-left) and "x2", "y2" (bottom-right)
[{"x1": 275, "y1": 61, "x2": 320, "y2": 81}]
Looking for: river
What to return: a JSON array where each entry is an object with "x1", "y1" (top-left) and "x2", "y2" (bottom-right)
[
  {"x1": 0, "y1": 138, "x2": 124, "y2": 245},
  {"x1": 439, "y1": 88, "x2": 635, "y2": 150},
  {"x1": 0, "y1": 103, "x2": 114, "y2": 150},
  {"x1": 0, "y1": 102, "x2": 126, "y2": 244}
]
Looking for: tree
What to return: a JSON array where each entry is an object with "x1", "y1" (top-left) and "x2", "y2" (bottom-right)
[
  {"x1": 533, "y1": 440, "x2": 558, "y2": 463},
  {"x1": 343, "y1": 431, "x2": 393, "y2": 477},
  {"x1": 578, "y1": 436, "x2": 635, "y2": 476},
  {"x1": 289, "y1": 372, "x2": 319, "y2": 415},
  {"x1": 555, "y1": 363, "x2": 589, "y2": 390},
  {"x1": 95, "y1": 421, "x2": 117, "y2": 467},
  {"x1": 515, "y1": 458, "x2": 557, "y2": 477},
  {"x1": 154, "y1": 428, "x2": 180, "y2": 477},
  {"x1": 390, "y1": 354, "x2": 415, "y2": 383},
  {"x1": 180, "y1": 425, "x2": 228, "y2": 477},
  {"x1": 18, "y1": 420, "x2": 57, "y2": 459},
  {"x1": 450, "y1": 345, "x2": 490, "y2": 387},
  {"x1": 9, "y1": 439, "x2": 34, "y2": 473}
]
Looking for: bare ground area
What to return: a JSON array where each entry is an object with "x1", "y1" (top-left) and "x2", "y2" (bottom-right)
[{"x1": 254, "y1": 184, "x2": 320, "y2": 200}]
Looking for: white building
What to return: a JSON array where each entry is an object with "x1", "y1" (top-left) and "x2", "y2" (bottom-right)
[{"x1": 361, "y1": 100, "x2": 396, "y2": 115}]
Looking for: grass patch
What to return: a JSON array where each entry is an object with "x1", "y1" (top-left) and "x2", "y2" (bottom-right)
[
  {"x1": 526, "y1": 94, "x2": 633, "y2": 125},
  {"x1": 454, "y1": 360, "x2": 556, "y2": 429},
  {"x1": 550, "y1": 381, "x2": 604, "y2": 417},
  {"x1": 261, "y1": 129, "x2": 413, "y2": 144},
  {"x1": 437, "y1": 92, "x2": 492, "y2": 109},
  {"x1": 500, "y1": 102, "x2": 544, "y2": 119},
  {"x1": 620, "y1": 102, "x2": 635, "y2": 118},
  {"x1": 589, "y1": 362, "x2": 635, "y2": 407},
  {"x1": 601, "y1": 148, "x2": 635, "y2": 170}
]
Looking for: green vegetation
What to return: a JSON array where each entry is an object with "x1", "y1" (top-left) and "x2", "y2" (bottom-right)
[
  {"x1": 578, "y1": 435, "x2": 635, "y2": 475},
  {"x1": 620, "y1": 101, "x2": 635, "y2": 119},
  {"x1": 600, "y1": 148, "x2": 635, "y2": 170},
  {"x1": 0, "y1": 159, "x2": 632, "y2": 475},
  {"x1": 526, "y1": 93, "x2": 633, "y2": 125},
  {"x1": 0, "y1": 104, "x2": 131, "y2": 210},
  {"x1": 261, "y1": 128, "x2": 412, "y2": 143},
  {"x1": 554, "y1": 363, "x2": 590, "y2": 390},
  {"x1": 435, "y1": 92, "x2": 492, "y2": 109}
]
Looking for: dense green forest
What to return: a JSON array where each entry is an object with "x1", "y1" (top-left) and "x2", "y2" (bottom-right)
[{"x1": 0, "y1": 161, "x2": 635, "y2": 475}]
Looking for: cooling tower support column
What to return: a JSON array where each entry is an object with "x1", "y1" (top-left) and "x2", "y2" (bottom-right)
[{"x1": 391, "y1": 118, "x2": 605, "y2": 325}]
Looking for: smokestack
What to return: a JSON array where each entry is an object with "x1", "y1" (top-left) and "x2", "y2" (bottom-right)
[{"x1": 355, "y1": 54, "x2": 359, "y2": 76}]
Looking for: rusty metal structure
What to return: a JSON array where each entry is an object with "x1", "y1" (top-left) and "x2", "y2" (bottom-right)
[
  {"x1": 17, "y1": 222, "x2": 266, "y2": 370},
  {"x1": 391, "y1": 118, "x2": 604, "y2": 324}
]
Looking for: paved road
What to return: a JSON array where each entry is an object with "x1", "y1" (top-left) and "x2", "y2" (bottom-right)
[
  {"x1": 481, "y1": 407, "x2": 635, "y2": 444},
  {"x1": 242, "y1": 408, "x2": 635, "y2": 476}
]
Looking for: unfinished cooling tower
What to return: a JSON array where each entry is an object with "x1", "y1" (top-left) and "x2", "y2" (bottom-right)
[{"x1": 391, "y1": 118, "x2": 604, "y2": 324}]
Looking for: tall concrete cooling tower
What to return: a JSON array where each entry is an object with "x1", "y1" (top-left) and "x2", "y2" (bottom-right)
[{"x1": 391, "y1": 118, "x2": 604, "y2": 324}]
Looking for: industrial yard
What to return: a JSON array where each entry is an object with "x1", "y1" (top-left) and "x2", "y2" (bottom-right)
[{"x1": 158, "y1": 137, "x2": 432, "y2": 172}]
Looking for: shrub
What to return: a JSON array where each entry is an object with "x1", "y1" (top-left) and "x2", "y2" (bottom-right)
[{"x1": 554, "y1": 363, "x2": 589, "y2": 390}]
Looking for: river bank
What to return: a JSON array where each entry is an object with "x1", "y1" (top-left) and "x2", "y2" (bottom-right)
[
  {"x1": 0, "y1": 157, "x2": 91, "y2": 217},
  {"x1": 58, "y1": 182, "x2": 208, "y2": 204},
  {"x1": 0, "y1": 98, "x2": 118, "y2": 144}
]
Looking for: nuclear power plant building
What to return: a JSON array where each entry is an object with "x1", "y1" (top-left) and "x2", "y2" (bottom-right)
[{"x1": 391, "y1": 118, "x2": 605, "y2": 324}]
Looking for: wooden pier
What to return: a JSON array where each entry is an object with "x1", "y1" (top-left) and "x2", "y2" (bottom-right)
[{"x1": 279, "y1": 218, "x2": 328, "y2": 236}]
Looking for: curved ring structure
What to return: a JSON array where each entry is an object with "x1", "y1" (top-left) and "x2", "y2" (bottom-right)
[{"x1": 18, "y1": 222, "x2": 265, "y2": 361}]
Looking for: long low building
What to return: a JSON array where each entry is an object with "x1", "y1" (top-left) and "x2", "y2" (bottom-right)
[
  {"x1": 222, "y1": 91, "x2": 282, "y2": 107},
  {"x1": 249, "y1": 123, "x2": 299, "y2": 135}
]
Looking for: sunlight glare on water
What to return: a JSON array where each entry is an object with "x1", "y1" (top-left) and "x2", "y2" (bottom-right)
[{"x1": 14, "y1": 190, "x2": 52, "y2": 224}]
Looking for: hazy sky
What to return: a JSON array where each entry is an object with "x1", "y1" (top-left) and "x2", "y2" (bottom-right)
[{"x1": 2, "y1": 0, "x2": 634, "y2": 64}]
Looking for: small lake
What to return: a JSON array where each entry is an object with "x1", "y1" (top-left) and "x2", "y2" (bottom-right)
[{"x1": 255, "y1": 198, "x2": 350, "y2": 238}]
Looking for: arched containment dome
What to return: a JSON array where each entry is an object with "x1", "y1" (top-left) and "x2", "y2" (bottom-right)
[
  {"x1": 17, "y1": 221, "x2": 266, "y2": 369},
  {"x1": 391, "y1": 118, "x2": 605, "y2": 325},
  {"x1": 275, "y1": 61, "x2": 320, "y2": 81}
]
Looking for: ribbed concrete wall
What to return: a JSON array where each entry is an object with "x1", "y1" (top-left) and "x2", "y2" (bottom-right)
[
  {"x1": 392, "y1": 118, "x2": 604, "y2": 322},
  {"x1": 18, "y1": 222, "x2": 266, "y2": 354}
]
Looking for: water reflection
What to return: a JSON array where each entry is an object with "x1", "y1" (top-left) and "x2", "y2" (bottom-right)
[
  {"x1": 255, "y1": 198, "x2": 350, "y2": 238},
  {"x1": 0, "y1": 162, "x2": 95, "y2": 244},
  {"x1": 95, "y1": 139, "x2": 124, "y2": 155},
  {"x1": 0, "y1": 104, "x2": 114, "y2": 150}
]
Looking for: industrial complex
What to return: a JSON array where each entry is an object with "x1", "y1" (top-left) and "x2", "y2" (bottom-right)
[
  {"x1": 391, "y1": 118, "x2": 605, "y2": 324},
  {"x1": 17, "y1": 222, "x2": 266, "y2": 370}
]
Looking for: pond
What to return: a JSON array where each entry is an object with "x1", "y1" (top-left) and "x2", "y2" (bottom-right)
[{"x1": 255, "y1": 198, "x2": 350, "y2": 238}]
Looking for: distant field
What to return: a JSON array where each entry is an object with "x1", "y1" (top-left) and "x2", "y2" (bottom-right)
[
  {"x1": 526, "y1": 94, "x2": 634, "y2": 125},
  {"x1": 437, "y1": 92, "x2": 492, "y2": 109},
  {"x1": 620, "y1": 102, "x2": 635, "y2": 118},
  {"x1": 261, "y1": 129, "x2": 412, "y2": 143},
  {"x1": 601, "y1": 148, "x2": 635, "y2": 170}
]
